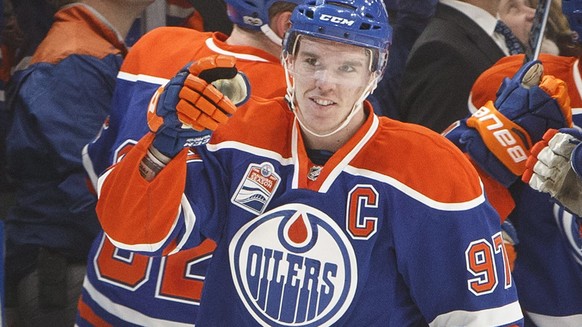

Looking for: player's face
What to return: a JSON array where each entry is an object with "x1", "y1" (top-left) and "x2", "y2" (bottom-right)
[{"x1": 288, "y1": 36, "x2": 374, "y2": 135}]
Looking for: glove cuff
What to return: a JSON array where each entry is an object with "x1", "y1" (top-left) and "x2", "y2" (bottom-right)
[
  {"x1": 466, "y1": 101, "x2": 532, "y2": 175},
  {"x1": 152, "y1": 128, "x2": 186, "y2": 158}
]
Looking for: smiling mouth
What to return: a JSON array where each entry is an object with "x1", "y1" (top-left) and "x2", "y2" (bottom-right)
[{"x1": 311, "y1": 97, "x2": 335, "y2": 106}]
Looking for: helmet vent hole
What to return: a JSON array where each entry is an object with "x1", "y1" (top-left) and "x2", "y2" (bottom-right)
[
  {"x1": 360, "y1": 22, "x2": 371, "y2": 30},
  {"x1": 327, "y1": 1, "x2": 356, "y2": 10}
]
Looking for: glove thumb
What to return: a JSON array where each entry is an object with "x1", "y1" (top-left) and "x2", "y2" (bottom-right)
[{"x1": 188, "y1": 55, "x2": 250, "y2": 106}]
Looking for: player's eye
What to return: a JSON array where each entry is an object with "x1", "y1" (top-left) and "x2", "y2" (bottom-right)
[
  {"x1": 338, "y1": 64, "x2": 356, "y2": 73},
  {"x1": 304, "y1": 57, "x2": 320, "y2": 67}
]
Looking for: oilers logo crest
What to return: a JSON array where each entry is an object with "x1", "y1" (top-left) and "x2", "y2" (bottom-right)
[
  {"x1": 554, "y1": 203, "x2": 582, "y2": 266},
  {"x1": 232, "y1": 162, "x2": 280, "y2": 215},
  {"x1": 229, "y1": 203, "x2": 357, "y2": 326}
]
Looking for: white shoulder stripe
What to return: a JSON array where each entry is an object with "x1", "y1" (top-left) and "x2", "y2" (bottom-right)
[
  {"x1": 467, "y1": 92, "x2": 478, "y2": 114},
  {"x1": 81, "y1": 144, "x2": 98, "y2": 190},
  {"x1": 573, "y1": 59, "x2": 582, "y2": 100},
  {"x1": 117, "y1": 71, "x2": 169, "y2": 86},
  {"x1": 168, "y1": 195, "x2": 197, "y2": 255},
  {"x1": 429, "y1": 301, "x2": 523, "y2": 326},
  {"x1": 206, "y1": 141, "x2": 294, "y2": 166},
  {"x1": 344, "y1": 165, "x2": 486, "y2": 211},
  {"x1": 207, "y1": 137, "x2": 485, "y2": 210},
  {"x1": 205, "y1": 38, "x2": 270, "y2": 62}
]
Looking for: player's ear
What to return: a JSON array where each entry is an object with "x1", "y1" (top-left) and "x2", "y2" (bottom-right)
[{"x1": 271, "y1": 11, "x2": 293, "y2": 39}]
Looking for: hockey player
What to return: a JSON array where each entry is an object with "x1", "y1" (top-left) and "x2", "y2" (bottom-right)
[
  {"x1": 3, "y1": 1, "x2": 154, "y2": 326},
  {"x1": 76, "y1": 0, "x2": 302, "y2": 325},
  {"x1": 94, "y1": 0, "x2": 524, "y2": 325},
  {"x1": 443, "y1": 1, "x2": 582, "y2": 324}
]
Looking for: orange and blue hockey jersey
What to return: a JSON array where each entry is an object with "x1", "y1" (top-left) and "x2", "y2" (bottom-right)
[
  {"x1": 96, "y1": 95, "x2": 524, "y2": 325},
  {"x1": 470, "y1": 53, "x2": 582, "y2": 326},
  {"x1": 4, "y1": 3, "x2": 126, "y2": 289},
  {"x1": 77, "y1": 26, "x2": 287, "y2": 326}
]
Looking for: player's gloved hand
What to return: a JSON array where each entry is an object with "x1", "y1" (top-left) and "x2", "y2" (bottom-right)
[
  {"x1": 523, "y1": 128, "x2": 582, "y2": 216},
  {"x1": 444, "y1": 60, "x2": 572, "y2": 187},
  {"x1": 147, "y1": 54, "x2": 249, "y2": 158}
]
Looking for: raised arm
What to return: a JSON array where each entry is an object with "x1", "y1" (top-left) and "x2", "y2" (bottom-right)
[{"x1": 96, "y1": 55, "x2": 243, "y2": 254}]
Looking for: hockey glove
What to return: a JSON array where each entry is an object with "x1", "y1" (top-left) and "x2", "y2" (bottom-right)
[
  {"x1": 523, "y1": 128, "x2": 582, "y2": 216},
  {"x1": 147, "y1": 55, "x2": 248, "y2": 158},
  {"x1": 444, "y1": 60, "x2": 572, "y2": 187}
]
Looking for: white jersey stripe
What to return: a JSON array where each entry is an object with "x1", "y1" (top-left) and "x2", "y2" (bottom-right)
[
  {"x1": 82, "y1": 277, "x2": 195, "y2": 327},
  {"x1": 527, "y1": 310, "x2": 582, "y2": 327},
  {"x1": 429, "y1": 301, "x2": 523, "y2": 327},
  {"x1": 117, "y1": 71, "x2": 169, "y2": 86},
  {"x1": 207, "y1": 137, "x2": 486, "y2": 210}
]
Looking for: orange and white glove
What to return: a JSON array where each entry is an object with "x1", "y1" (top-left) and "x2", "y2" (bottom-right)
[{"x1": 523, "y1": 128, "x2": 582, "y2": 216}]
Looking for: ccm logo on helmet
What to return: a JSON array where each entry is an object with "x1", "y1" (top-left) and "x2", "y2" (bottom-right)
[{"x1": 320, "y1": 14, "x2": 355, "y2": 26}]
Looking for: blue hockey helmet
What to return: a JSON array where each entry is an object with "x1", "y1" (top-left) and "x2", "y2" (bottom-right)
[
  {"x1": 282, "y1": 0, "x2": 392, "y2": 76},
  {"x1": 225, "y1": 0, "x2": 304, "y2": 31},
  {"x1": 563, "y1": 0, "x2": 582, "y2": 42}
]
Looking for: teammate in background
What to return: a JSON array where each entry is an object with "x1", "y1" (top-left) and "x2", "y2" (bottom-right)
[
  {"x1": 95, "y1": 0, "x2": 524, "y2": 325},
  {"x1": 6, "y1": 0, "x2": 75, "y2": 73},
  {"x1": 187, "y1": 0, "x2": 233, "y2": 34},
  {"x1": 125, "y1": 0, "x2": 233, "y2": 47},
  {"x1": 444, "y1": 1, "x2": 582, "y2": 324},
  {"x1": 77, "y1": 0, "x2": 301, "y2": 325},
  {"x1": 4, "y1": 1, "x2": 154, "y2": 326}
]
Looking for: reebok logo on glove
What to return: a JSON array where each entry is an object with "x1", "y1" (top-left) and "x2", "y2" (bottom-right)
[{"x1": 467, "y1": 101, "x2": 531, "y2": 175}]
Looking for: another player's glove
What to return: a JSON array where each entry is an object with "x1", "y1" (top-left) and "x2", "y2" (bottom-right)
[
  {"x1": 147, "y1": 54, "x2": 249, "y2": 158},
  {"x1": 523, "y1": 128, "x2": 582, "y2": 216},
  {"x1": 444, "y1": 60, "x2": 572, "y2": 187}
]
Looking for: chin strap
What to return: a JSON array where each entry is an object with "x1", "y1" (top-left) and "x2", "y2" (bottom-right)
[
  {"x1": 296, "y1": 102, "x2": 364, "y2": 138},
  {"x1": 261, "y1": 24, "x2": 283, "y2": 46},
  {"x1": 290, "y1": 74, "x2": 379, "y2": 138}
]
